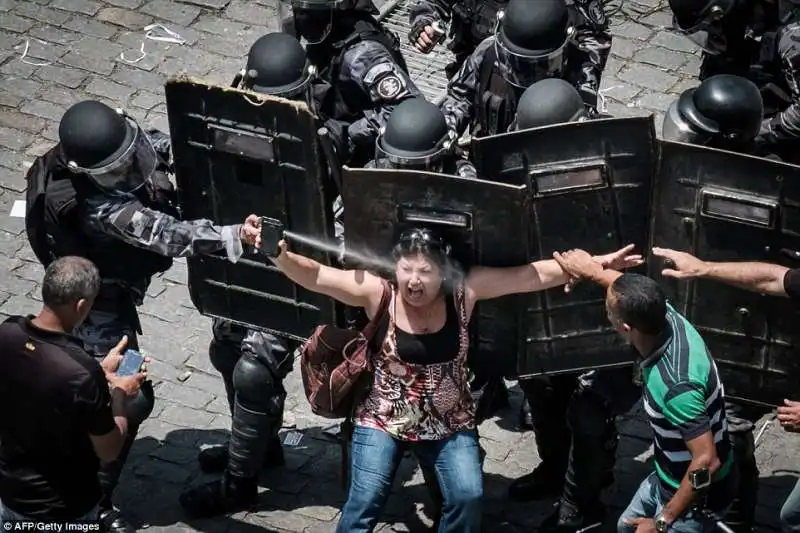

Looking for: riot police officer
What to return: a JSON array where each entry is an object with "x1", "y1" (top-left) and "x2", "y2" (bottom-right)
[
  {"x1": 511, "y1": 77, "x2": 590, "y2": 130},
  {"x1": 668, "y1": 0, "x2": 800, "y2": 162},
  {"x1": 439, "y1": 0, "x2": 612, "y2": 138},
  {"x1": 662, "y1": 74, "x2": 771, "y2": 158},
  {"x1": 279, "y1": 0, "x2": 423, "y2": 168},
  {"x1": 371, "y1": 97, "x2": 475, "y2": 177},
  {"x1": 177, "y1": 32, "x2": 315, "y2": 519},
  {"x1": 497, "y1": 78, "x2": 637, "y2": 533},
  {"x1": 661, "y1": 72, "x2": 773, "y2": 533},
  {"x1": 25, "y1": 100, "x2": 260, "y2": 533}
]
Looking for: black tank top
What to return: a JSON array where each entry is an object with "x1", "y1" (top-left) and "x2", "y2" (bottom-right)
[{"x1": 383, "y1": 294, "x2": 460, "y2": 365}]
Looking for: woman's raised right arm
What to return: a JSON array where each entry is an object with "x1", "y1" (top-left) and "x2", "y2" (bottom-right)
[{"x1": 270, "y1": 241, "x2": 384, "y2": 310}]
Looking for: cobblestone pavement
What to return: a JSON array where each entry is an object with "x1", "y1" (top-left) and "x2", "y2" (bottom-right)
[{"x1": 1, "y1": 0, "x2": 799, "y2": 531}]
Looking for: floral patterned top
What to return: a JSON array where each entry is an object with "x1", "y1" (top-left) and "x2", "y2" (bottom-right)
[{"x1": 355, "y1": 283, "x2": 475, "y2": 441}]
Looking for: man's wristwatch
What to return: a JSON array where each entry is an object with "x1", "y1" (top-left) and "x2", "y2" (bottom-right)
[{"x1": 655, "y1": 514, "x2": 670, "y2": 533}]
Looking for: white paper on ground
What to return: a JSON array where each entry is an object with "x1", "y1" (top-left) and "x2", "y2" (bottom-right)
[{"x1": 9, "y1": 200, "x2": 25, "y2": 218}]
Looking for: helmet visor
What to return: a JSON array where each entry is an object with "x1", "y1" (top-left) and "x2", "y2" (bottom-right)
[
  {"x1": 494, "y1": 30, "x2": 569, "y2": 88},
  {"x1": 279, "y1": 0, "x2": 340, "y2": 44},
  {"x1": 375, "y1": 133, "x2": 451, "y2": 172},
  {"x1": 68, "y1": 118, "x2": 157, "y2": 193},
  {"x1": 662, "y1": 101, "x2": 710, "y2": 145}
]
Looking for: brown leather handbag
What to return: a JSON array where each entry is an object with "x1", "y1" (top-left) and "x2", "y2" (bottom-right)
[{"x1": 300, "y1": 279, "x2": 391, "y2": 419}]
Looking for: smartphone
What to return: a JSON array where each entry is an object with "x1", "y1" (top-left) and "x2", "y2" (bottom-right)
[
  {"x1": 117, "y1": 349, "x2": 145, "y2": 377},
  {"x1": 689, "y1": 467, "x2": 711, "y2": 490},
  {"x1": 260, "y1": 216, "x2": 284, "y2": 257}
]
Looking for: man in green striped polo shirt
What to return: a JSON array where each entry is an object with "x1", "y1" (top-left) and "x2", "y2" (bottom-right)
[{"x1": 553, "y1": 249, "x2": 737, "y2": 533}]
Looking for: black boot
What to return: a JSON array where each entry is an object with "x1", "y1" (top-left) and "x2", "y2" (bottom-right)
[
  {"x1": 197, "y1": 436, "x2": 285, "y2": 473},
  {"x1": 179, "y1": 472, "x2": 258, "y2": 519},
  {"x1": 540, "y1": 500, "x2": 605, "y2": 533}
]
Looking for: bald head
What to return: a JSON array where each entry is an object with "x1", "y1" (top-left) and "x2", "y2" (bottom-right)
[{"x1": 42, "y1": 256, "x2": 101, "y2": 308}]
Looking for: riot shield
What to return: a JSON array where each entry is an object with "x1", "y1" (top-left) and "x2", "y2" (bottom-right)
[
  {"x1": 649, "y1": 140, "x2": 800, "y2": 407},
  {"x1": 472, "y1": 116, "x2": 658, "y2": 377},
  {"x1": 165, "y1": 76, "x2": 340, "y2": 342},
  {"x1": 341, "y1": 167, "x2": 528, "y2": 376}
]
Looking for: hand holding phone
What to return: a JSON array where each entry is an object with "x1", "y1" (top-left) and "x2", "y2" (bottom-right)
[
  {"x1": 260, "y1": 217, "x2": 285, "y2": 258},
  {"x1": 116, "y1": 349, "x2": 145, "y2": 377}
]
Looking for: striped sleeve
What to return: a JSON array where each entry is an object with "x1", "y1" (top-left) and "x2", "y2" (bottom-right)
[{"x1": 663, "y1": 381, "x2": 710, "y2": 440}]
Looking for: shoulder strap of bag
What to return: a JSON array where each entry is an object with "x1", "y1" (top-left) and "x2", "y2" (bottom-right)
[
  {"x1": 454, "y1": 282, "x2": 470, "y2": 362},
  {"x1": 361, "y1": 279, "x2": 391, "y2": 341}
]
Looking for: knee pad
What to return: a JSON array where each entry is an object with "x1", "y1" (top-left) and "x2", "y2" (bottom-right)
[
  {"x1": 242, "y1": 330, "x2": 294, "y2": 379},
  {"x1": 127, "y1": 380, "x2": 155, "y2": 427},
  {"x1": 232, "y1": 353, "x2": 284, "y2": 410}
]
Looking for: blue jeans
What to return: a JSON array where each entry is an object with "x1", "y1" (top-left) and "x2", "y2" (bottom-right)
[
  {"x1": 618, "y1": 472, "x2": 728, "y2": 533},
  {"x1": 335, "y1": 426, "x2": 482, "y2": 533},
  {"x1": 0, "y1": 499, "x2": 99, "y2": 525},
  {"x1": 781, "y1": 478, "x2": 800, "y2": 533}
]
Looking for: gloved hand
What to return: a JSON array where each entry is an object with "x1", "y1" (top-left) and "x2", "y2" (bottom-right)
[
  {"x1": 323, "y1": 118, "x2": 352, "y2": 165},
  {"x1": 409, "y1": 20, "x2": 444, "y2": 53}
]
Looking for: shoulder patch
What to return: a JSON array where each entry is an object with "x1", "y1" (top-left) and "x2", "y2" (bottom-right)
[{"x1": 376, "y1": 74, "x2": 404, "y2": 99}]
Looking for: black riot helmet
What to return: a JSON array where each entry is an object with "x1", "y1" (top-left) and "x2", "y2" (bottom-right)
[
  {"x1": 375, "y1": 98, "x2": 454, "y2": 172},
  {"x1": 668, "y1": 0, "x2": 742, "y2": 55},
  {"x1": 662, "y1": 74, "x2": 763, "y2": 148},
  {"x1": 59, "y1": 100, "x2": 157, "y2": 194},
  {"x1": 494, "y1": 0, "x2": 573, "y2": 89},
  {"x1": 234, "y1": 33, "x2": 315, "y2": 106},
  {"x1": 512, "y1": 78, "x2": 588, "y2": 130}
]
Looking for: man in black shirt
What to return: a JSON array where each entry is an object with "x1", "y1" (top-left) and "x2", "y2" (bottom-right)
[
  {"x1": 0, "y1": 256, "x2": 145, "y2": 523},
  {"x1": 651, "y1": 247, "x2": 800, "y2": 533}
]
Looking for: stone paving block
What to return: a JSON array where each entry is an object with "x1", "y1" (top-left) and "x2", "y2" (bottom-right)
[
  {"x1": 650, "y1": 31, "x2": 698, "y2": 53},
  {"x1": 633, "y1": 46, "x2": 692, "y2": 70},
  {"x1": 0, "y1": 126, "x2": 34, "y2": 151},
  {"x1": 0, "y1": 294, "x2": 40, "y2": 316},
  {"x1": 0, "y1": 146, "x2": 31, "y2": 171},
  {"x1": 0, "y1": 166, "x2": 26, "y2": 193},
  {"x1": 13, "y1": 260, "x2": 44, "y2": 282},
  {"x1": 19, "y1": 100, "x2": 65, "y2": 122},
  {"x1": 86, "y1": 76, "x2": 138, "y2": 102},
  {"x1": 138, "y1": 417, "x2": 187, "y2": 443},
  {"x1": 156, "y1": 380, "x2": 216, "y2": 409},
  {"x1": 618, "y1": 63, "x2": 679, "y2": 92},
  {"x1": 610, "y1": 37, "x2": 637, "y2": 60},
  {"x1": 0, "y1": 14, "x2": 36, "y2": 34},
  {"x1": 112, "y1": 67, "x2": 167, "y2": 91},
  {"x1": 98, "y1": 7, "x2": 155, "y2": 29},
  {"x1": 612, "y1": 21, "x2": 653, "y2": 41},
  {"x1": 35, "y1": 64, "x2": 90, "y2": 89},
  {"x1": 27, "y1": 24, "x2": 82, "y2": 46},
  {"x1": 0, "y1": 93, "x2": 23, "y2": 108},
  {"x1": 159, "y1": 402, "x2": 216, "y2": 428},
  {"x1": 0, "y1": 111, "x2": 47, "y2": 134},
  {"x1": 179, "y1": 370, "x2": 229, "y2": 397},
  {"x1": 131, "y1": 90, "x2": 164, "y2": 110},
  {"x1": 196, "y1": 34, "x2": 250, "y2": 58},
  {"x1": 636, "y1": 90, "x2": 675, "y2": 112},
  {"x1": 15, "y1": 4, "x2": 72, "y2": 26},
  {"x1": 1, "y1": 60, "x2": 40, "y2": 80},
  {"x1": 0, "y1": 272, "x2": 37, "y2": 298},
  {"x1": 50, "y1": 0, "x2": 103, "y2": 16},
  {"x1": 246, "y1": 508, "x2": 321, "y2": 532},
  {"x1": 106, "y1": 0, "x2": 146, "y2": 8},
  {"x1": 1, "y1": 76, "x2": 42, "y2": 98},
  {"x1": 61, "y1": 15, "x2": 119, "y2": 40},
  {"x1": 141, "y1": 0, "x2": 202, "y2": 26},
  {"x1": 0, "y1": 30, "x2": 24, "y2": 49},
  {"x1": 192, "y1": 14, "x2": 255, "y2": 37},
  {"x1": 224, "y1": 0, "x2": 275, "y2": 24}
]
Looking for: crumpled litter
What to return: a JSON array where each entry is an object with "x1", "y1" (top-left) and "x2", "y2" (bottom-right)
[
  {"x1": 17, "y1": 39, "x2": 52, "y2": 67},
  {"x1": 120, "y1": 23, "x2": 186, "y2": 64}
]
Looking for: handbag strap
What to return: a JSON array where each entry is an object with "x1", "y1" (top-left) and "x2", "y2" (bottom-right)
[
  {"x1": 453, "y1": 282, "x2": 470, "y2": 362},
  {"x1": 361, "y1": 279, "x2": 391, "y2": 341}
]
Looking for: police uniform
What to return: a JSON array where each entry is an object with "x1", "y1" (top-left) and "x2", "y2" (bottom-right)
[
  {"x1": 439, "y1": 0, "x2": 611, "y2": 138},
  {"x1": 282, "y1": 0, "x2": 424, "y2": 168},
  {"x1": 661, "y1": 71, "x2": 775, "y2": 533},
  {"x1": 409, "y1": 0, "x2": 509, "y2": 79},
  {"x1": 25, "y1": 101, "x2": 255, "y2": 533},
  {"x1": 669, "y1": 0, "x2": 800, "y2": 163},
  {"x1": 177, "y1": 32, "x2": 319, "y2": 519}
]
